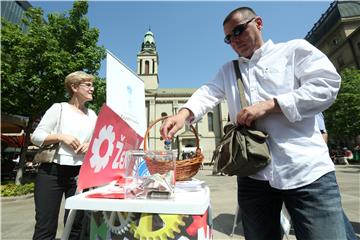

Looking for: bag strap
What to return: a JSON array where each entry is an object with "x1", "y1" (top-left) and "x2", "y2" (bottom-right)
[
  {"x1": 55, "y1": 103, "x2": 63, "y2": 134},
  {"x1": 232, "y1": 60, "x2": 249, "y2": 108}
]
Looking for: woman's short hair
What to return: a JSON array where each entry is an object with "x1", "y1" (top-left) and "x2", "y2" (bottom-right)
[{"x1": 64, "y1": 71, "x2": 94, "y2": 95}]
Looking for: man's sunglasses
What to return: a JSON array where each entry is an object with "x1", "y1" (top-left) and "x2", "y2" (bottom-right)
[{"x1": 224, "y1": 17, "x2": 256, "y2": 44}]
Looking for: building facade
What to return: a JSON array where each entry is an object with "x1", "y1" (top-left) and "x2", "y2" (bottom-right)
[
  {"x1": 137, "y1": 30, "x2": 229, "y2": 163},
  {"x1": 1, "y1": 0, "x2": 32, "y2": 136},
  {"x1": 137, "y1": 1, "x2": 360, "y2": 162},
  {"x1": 305, "y1": 1, "x2": 360, "y2": 71},
  {"x1": 1, "y1": 0, "x2": 32, "y2": 30}
]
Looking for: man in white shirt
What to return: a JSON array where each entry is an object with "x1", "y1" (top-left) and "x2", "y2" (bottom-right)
[{"x1": 160, "y1": 6, "x2": 356, "y2": 240}]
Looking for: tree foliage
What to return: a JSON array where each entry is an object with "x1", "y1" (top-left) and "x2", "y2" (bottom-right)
[
  {"x1": 325, "y1": 68, "x2": 360, "y2": 145},
  {"x1": 88, "y1": 78, "x2": 106, "y2": 113},
  {"x1": 1, "y1": 1, "x2": 106, "y2": 184},
  {"x1": 1, "y1": 1, "x2": 106, "y2": 117}
]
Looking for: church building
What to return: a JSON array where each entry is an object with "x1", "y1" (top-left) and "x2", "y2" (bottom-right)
[{"x1": 136, "y1": 30, "x2": 229, "y2": 163}]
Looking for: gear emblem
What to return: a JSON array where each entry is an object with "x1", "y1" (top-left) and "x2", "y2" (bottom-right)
[
  {"x1": 132, "y1": 213, "x2": 186, "y2": 240},
  {"x1": 102, "y1": 211, "x2": 136, "y2": 235},
  {"x1": 90, "y1": 125, "x2": 115, "y2": 173}
]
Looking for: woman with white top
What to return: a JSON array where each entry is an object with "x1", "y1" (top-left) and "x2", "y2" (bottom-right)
[{"x1": 31, "y1": 71, "x2": 97, "y2": 240}]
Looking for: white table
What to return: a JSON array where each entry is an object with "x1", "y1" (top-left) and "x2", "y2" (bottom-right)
[{"x1": 62, "y1": 183, "x2": 212, "y2": 240}]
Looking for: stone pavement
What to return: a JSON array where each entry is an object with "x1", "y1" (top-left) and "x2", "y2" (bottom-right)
[
  {"x1": 196, "y1": 164, "x2": 360, "y2": 240},
  {"x1": 1, "y1": 165, "x2": 359, "y2": 240}
]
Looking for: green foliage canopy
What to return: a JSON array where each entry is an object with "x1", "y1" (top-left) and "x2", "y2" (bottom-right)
[
  {"x1": 325, "y1": 68, "x2": 360, "y2": 143},
  {"x1": 1, "y1": 1, "x2": 106, "y2": 184},
  {"x1": 1, "y1": 1, "x2": 106, "y2": 119}
]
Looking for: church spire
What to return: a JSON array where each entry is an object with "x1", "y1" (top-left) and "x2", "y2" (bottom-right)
[
  {"x1": 140, "y1": 28, "x2": 157, "y2": 54},
  {"x1": 137, "y1": 28, "x2": 159, "y2": 90}
]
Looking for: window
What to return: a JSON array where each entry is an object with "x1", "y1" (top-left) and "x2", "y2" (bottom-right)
[
  {"x1": 145, "y1": 61, "x2": 150, "y2": 74},
  {"x1": 208, "y1": 112, "x2": 214, "y2": 132}
]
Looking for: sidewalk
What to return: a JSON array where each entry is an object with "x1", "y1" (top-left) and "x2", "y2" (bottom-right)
[
  {"x1": 196, "y1": 164, "x2": 360, "y2": 239},
  {"x1": 1, "y1": 165, "x2": 359, "y2": 239}
]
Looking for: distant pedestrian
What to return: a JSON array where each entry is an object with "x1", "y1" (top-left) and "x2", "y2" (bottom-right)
[
  {"x1": 340, "y1": 147, "x2": 353, "y2": 164},
  {"x1": 315, "y1": 112, "x2": 328, "y2": 143}
]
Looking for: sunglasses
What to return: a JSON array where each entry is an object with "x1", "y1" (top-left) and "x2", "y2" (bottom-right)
[{"x1": 224, "y1": 17, "x2": 255, "y2": 44}]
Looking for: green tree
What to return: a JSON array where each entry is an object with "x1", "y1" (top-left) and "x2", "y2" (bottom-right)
[
  {"x1": 325, "y1": 68, "x2": 360, "y2": 146},
  {"x1": 88, "y1": 77, "x2": 106, "y2": 113},
  {"x1": 1, "y1": 1, "x2": 106, "y2": 184}
]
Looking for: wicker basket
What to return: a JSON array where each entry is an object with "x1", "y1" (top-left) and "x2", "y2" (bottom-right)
[{"x1": 143, "y1": 116, "x2": 204, "y2": 181}]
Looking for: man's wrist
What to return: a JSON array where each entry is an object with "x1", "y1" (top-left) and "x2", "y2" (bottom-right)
[
  {"x1": 56, "y1": 134, "x2": 62, "y2": 142},
  {"x1": 178, "y1": 108, "x2": 194, "y2": 123},
  {"x1": 268, "y1": 98, "x2": 281, "y2": 113}
]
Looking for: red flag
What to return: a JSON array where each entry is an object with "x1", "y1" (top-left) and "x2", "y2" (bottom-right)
[{"x1": 77, "y1": 104, "x2": 143, "y2": 190}]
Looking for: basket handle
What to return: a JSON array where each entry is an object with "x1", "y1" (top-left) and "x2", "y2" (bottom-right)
[{"x1": 143, "y1": 116, "x2": 201, "y2": 154}]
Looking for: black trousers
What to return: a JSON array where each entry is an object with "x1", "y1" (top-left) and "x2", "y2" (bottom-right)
[{"x1": 33, "y1": 162, "x2": 83, "y2": 240}]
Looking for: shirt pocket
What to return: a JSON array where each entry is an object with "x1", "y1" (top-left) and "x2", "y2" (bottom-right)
[
  {"x1": 263, "y1": 65, "x2": 286, "y2": 80},
  {"x1": 258, "y1": 65, "x2": 294, "y2": 95}
]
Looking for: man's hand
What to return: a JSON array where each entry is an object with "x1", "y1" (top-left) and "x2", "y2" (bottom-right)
[
  {"x1": 160, "y1": 108, "x2": 193, "y2": 140},
  {"x1": 237, "y1": 99, "x2": 281, "y2": 127}
]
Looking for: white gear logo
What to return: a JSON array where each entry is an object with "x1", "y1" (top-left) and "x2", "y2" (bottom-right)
[{"x1": 90, "y1": 125, "x2": 115, "y2": 173}]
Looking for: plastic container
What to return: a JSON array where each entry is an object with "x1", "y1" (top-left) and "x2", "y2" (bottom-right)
[{"x1": 124, "y1": 150, "x2": 176, "y2": 200}]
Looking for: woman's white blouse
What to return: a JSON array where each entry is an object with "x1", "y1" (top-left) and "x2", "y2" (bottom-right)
[{"x1": 31, "y1": 102, "x2": 97, "y2": 166}]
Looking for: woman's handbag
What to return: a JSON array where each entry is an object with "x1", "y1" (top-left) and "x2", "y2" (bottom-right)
[
  {"x1": 33, "y1": 104, "x2": 63, "y2": 163},
  {"x1": 211, "y1": 61, "x2": 271, "y2": 176},
  {"x1": 33, "y1": 144, "x2": 59, "y2": 163}
]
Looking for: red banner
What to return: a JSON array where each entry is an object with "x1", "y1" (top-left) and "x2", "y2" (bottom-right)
[{"x1": 77, "y1": 104, "x2": 143, "y2": 190}]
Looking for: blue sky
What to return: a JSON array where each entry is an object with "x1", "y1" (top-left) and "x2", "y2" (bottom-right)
[{"x1": 30, "y1": 1, "x2": 332, "y2": 88}]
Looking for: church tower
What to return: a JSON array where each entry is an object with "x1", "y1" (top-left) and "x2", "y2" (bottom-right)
[{"x1": 137, "y1": 29, "x2": 159, "y2": 90}]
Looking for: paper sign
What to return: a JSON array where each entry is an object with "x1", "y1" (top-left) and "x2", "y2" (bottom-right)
[
  {"x1": 106, "y1": 51, "x2": 146, "y2": 137},
  {"x1": 77, "y1": 104, "x2": 143, "y2": 190}
]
